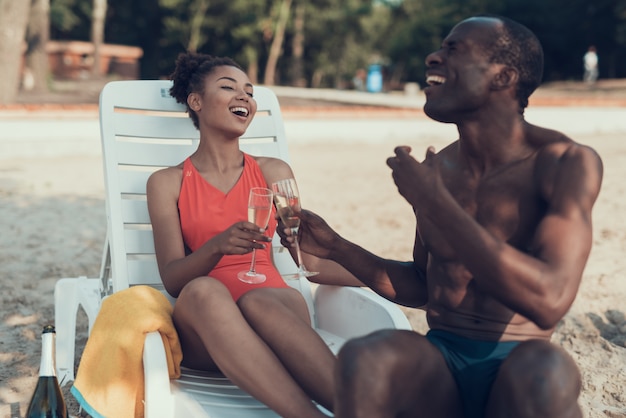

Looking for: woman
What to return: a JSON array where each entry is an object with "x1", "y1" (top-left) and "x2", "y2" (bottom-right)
[{"x1": 146, "y1": 52, "x2": 333, "y2": 418}]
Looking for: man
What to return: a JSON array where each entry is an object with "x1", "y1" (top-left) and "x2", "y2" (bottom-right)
[{"x1": 287, "y1": 15, "x2": 603, "y2": 418}]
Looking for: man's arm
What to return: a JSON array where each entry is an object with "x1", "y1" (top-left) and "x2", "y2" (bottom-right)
[
  {"x1": 390, "y1": 143, "x2": 603, "y2": 328},
  {"x1": 296, "y1": 209, "x2": 429, "y2": 307},
  {"x1": 482, "y1": 143, "x2": 603, "y2": 328}
]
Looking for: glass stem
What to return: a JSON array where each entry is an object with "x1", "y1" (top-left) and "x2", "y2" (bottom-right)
[
  {"x1": 249, "y1": 248, "x2": 258, "y2": 274},
  {"x1": 292, "y1": 228, "x2": 305, "y2": 271}
]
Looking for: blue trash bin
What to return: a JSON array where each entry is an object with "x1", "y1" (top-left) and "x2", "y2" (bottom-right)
[{"x1": 366, "y1": 64, "x2": 383, "y2": 93}]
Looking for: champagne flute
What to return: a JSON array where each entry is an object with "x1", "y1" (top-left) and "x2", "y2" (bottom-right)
[
  {"x1": 238, "y1": 187, "x2": 274, "y2": 284},
  {"x1": 272, "y1": 178, "x2": 318, "y2": 278}
]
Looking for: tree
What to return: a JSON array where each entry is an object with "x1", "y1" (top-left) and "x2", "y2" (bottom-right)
[
  {"x1": 263, "y1": 0, "x2": 292, "y2": 85},
  {"x1": 187, "y1": 0, "x2": 210, "y2": 52},
  {"x1": 25, "y1": 0, "x2": 51, "y2": 93},
  {"x1": 300, "y1": 0, "x2": 374, "y2": 88},
  {"x1": 0, "y1": 0, "x2": 31, "y2": 104},
  {"x1": 91, "y1": 0, "x2": 107, "y2": 77},
  {"x1": 49, "y1": 0, "x2": 89, "y2": 39},
  {"x1": 161, "y1": 0, "x2": 221, "y2": 55},
  {"x1": 102, "y1": 0, "x2": 163, "y2": 79},
  {"x1": 226, "y1": 0, "x2": 267, "y2": 84},
  {"x1": 41, "y1": 0, "x2": 626, "y2": 88},
  {"x1": 290, "y1": 0, "x2": 306, "y2": 87}
]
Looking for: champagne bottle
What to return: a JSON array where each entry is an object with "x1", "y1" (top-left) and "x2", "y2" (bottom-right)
[{"x1": 25, "y1": 325, "x2": 68, "y2": 418}]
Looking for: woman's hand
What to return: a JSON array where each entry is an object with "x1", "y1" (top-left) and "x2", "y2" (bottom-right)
[{"x1": 213, "y1": 221, "x2": 272, "y2": 255}]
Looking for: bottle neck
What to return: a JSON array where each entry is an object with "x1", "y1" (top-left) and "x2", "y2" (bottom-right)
[{"x1": 39, "y1": 332, "x2": 57, "y2": 377}]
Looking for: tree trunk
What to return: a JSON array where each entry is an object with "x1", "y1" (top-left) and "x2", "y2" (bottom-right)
[
  {"x1": 263, "y1": 0, "x2": 292, "y2": 86},
  {"x1": 91, "y1": 0, "x2": 107, "y2": 77},
  {"x1": 25, "y1": 0, "x2": 50, "y2": 93},
  {"x1": 244, "y1": 45, "x2": 259, "y2": 85},
  {"x1": 0, "y1": 0, "x2": 30, "y2": 104},
  {"x1": 290, "y1": 1, "x2": 306, "y2": 87},
  {"x1": 187, "y1": 0, "x2": 211, "y2": 53}
]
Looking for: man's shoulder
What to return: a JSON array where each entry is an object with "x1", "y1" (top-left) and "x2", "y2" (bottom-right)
[
  {"x1": 533, "y1": 137, "x2": 603, "y2": 193},
  {"x1": 527, "y1": 124, "x2": 590, "y2": 157},
  {"x1": 533, "y1": 131, "x2": 600, "y2": 163}
]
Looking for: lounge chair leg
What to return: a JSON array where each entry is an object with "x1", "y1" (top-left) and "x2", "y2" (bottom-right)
[{"x1": 54, "y1": 277, "x2": 102, "y2": 386}]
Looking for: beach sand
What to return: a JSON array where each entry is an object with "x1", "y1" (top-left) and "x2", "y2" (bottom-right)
[{"x1": 1, "y1": 96, "x2": 625, "y2": 416}]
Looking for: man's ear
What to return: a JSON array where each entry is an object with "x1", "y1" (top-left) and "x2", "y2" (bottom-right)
[
  {"x1": 491, "y1": 67, "x2": 518, "y2": 91},
  {"x1": 187, "y1": 93, "x2": 201, "y2": 112}
]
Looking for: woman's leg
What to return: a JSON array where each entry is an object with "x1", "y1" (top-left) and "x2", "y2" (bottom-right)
[
  {"x1": 174, "y1": 277, "x2": 328, "y2": 418},
  {"x1": 237, "y1": 287, "x2": 336, "y2": 411}
]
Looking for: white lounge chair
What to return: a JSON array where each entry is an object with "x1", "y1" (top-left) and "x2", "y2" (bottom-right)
[{"x1": 54, "y1": 80, "x2": 411, "y2": 417}]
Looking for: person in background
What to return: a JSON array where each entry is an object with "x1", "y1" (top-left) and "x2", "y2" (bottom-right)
[
  {"x1": 583, "y1": 45, "x2": 599, "y2": 85},
  {"x1": 281, "y1": 15, "x2": 603, "y2": 418},
  {"x1": 353, "y1": 68, "x2": 367, "y2": 91}
]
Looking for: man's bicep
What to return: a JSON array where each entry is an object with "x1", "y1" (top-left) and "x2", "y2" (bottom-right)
[{"x1": 532, "y1": 209, "x2": 592, "y2": 281}]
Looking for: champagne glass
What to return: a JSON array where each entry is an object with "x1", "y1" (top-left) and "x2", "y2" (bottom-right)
[
  {"x1": 238, "y1": 187, "x2": 274, "y2": 284},
  {"x1": 272, "y1": 178, "x2": 318, "y2": 278}
]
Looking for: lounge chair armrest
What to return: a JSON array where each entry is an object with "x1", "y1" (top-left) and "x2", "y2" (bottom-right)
[
  {"x1": 313, "y1": 285, "x2": 412, "y2": 340},
  {"x1": 143, "y1": 331, "x2": 174, "y2": 418}
]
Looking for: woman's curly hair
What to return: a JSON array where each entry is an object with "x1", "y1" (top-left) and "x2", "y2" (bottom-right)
[{"x1": 169, "y1": 52, "x2": 243, "y2": 129}]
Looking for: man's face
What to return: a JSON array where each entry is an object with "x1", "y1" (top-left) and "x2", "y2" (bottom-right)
[{"x1": 422, "y1": 18, "x2": 503, "y2": 123}]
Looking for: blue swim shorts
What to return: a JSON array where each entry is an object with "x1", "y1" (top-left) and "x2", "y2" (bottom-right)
[{"x1": 426, "y1": 329, "x2": 520, "y2": 418}]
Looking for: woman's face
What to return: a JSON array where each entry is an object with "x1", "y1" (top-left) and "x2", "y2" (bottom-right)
[{"x1": 189, "y1": 65, "x2": 257, "y2": 137}]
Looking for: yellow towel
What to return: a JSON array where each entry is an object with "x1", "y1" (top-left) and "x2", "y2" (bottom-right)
[{"x1": 71, "y1": 285, "x2": 182, "y2": 418}]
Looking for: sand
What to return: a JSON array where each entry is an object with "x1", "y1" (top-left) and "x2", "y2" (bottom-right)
[{"x1": 1, "y1": 102, "x2": 625, "y2": 417}]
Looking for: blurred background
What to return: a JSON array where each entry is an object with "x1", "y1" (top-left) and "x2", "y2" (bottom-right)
[{"x1": 1, "y1": 0, "x2": 626, "y2": 104}]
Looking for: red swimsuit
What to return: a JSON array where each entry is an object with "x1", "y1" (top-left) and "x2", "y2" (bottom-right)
[{"x1": 178, "y1": 154, "x2": 289, "y2": 300}]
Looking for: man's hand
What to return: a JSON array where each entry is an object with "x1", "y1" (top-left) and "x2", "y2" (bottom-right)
[
  {"x1": 386, "y1": 145, "x2": 444, "y2": 216},
  {"x1": 277, "y1": 209, "x2": 341, "y2": 260}
]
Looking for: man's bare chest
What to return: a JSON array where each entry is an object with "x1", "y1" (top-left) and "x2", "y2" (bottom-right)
[{"x1": 420, "y1": 160, "x2": 545, "y2": 256}]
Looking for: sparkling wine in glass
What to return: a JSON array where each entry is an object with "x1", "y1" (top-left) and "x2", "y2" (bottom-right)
[
  {"x1": 238, "y1": 187, "x2": 273, "y2": 284},
  {"x1": 272, "y1": 178, "x2": 318, "y2": 278}
]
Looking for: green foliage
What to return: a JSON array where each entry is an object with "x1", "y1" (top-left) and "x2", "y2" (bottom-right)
[
  {"x1": 294, "y1": 0, "x2": 376, "y2": 87},
  {"x1": 50, "y1": 0, "x2": 79, "y2": 32},
  {"x1": 50, "y1": 0, "x2": 91, "y2": 38},
  {"x1": 47, "y1": 0, "x2": 626, "y2": 86}
]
